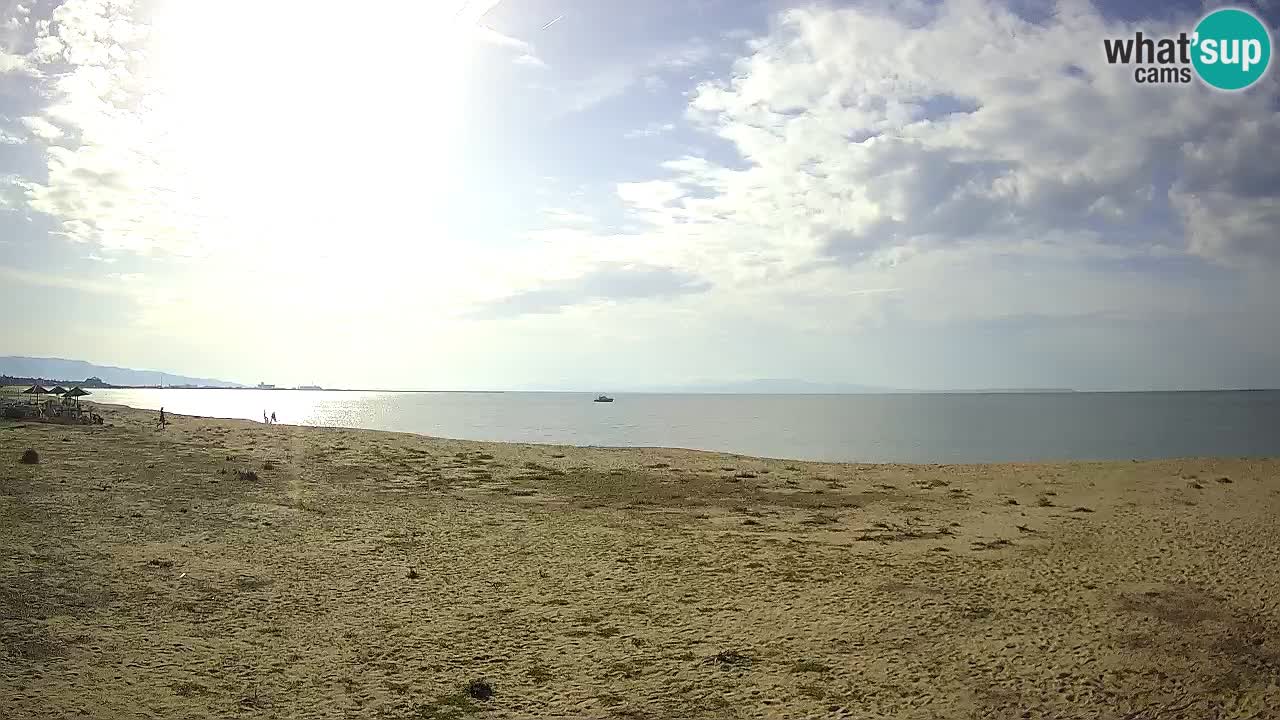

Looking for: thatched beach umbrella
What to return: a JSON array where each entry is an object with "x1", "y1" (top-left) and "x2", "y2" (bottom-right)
[
  {"x1": 22, "y1": 384, "x2": 49, "y2": 409},
  {"x1": 65, "y1": 386, "x2": 90, "y2": 410},
  {"x1": 50, "y1": 386, "x2": 69, "y2": 395}
]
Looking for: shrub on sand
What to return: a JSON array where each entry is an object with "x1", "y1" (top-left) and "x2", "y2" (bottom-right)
[
  {"x1": 237, "y1": 469, "x2": 259, "y2": 482},
  {"x1": 20, "y1": 449, "x2": 39, "y2": 464},
  {"x1": 465, "y1": 679, "x2": 495, "y2": 701}
]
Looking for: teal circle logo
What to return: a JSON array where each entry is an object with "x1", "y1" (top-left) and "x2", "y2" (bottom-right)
[{"x1": 1192, "y1": 8, "x2": 1272, "y2": 90}]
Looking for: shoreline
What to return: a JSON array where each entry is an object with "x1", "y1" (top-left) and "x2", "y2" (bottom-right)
[
  {"x1": 3, "y1": 404, "x2": 1279, "y2": 718},
  {"x1": 84, "y1": 399, "x2": 1280, "y2": 466}
]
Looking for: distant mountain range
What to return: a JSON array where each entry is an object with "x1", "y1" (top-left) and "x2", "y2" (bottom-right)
[
  {"x1": 0, "y1": 357, "x2": 245, "y2": 389},
  {"x1": 907, "y1": 388, "x2": 1077, "y2": 394},
  {"x1": 1, "y1": 358, "x2": 1076, "y2": 394},
  {"x1": 643, "y1": 379, "x2": 892, "y2": 393},
  {"x1": 638, "y1": 379, "x2": 1076, "y2": 394}
]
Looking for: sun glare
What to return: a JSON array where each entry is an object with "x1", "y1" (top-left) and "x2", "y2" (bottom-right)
[{"x1": 141, "y1": 1, "x2": 476, "y2": 280}]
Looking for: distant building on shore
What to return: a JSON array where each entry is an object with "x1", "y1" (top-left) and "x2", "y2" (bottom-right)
[
  {"x1": 296, "y1": 384, "x2": 323, "y2": 391},
  {"x1": 257, "y1": 382, "x2": 276, "y2": 389}
]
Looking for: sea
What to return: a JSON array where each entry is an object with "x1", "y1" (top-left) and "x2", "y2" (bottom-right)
[{"x1": 84, "y1": 388, "x2": 1280, "y2": 464}]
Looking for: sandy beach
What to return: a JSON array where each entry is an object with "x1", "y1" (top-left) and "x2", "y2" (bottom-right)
[{"x1": 2, "y1": 404, "x2": 1279, "y2": 719}]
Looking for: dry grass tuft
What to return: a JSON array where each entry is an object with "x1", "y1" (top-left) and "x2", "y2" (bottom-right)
[
  {"x1": 705, "y1": 650, "x2": 752, "y2": 668},
  {"x1": 465, "y1": 678, "x2": 495, "y2": 701}
]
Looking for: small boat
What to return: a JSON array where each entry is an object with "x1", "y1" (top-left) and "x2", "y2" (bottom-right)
[{"x1": 594, "y1": 395, "x2": 614, "y2": 403}]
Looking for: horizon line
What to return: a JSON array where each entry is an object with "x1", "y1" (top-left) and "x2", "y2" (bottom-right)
[{"x1": 65, "y1": 385, "x2": 1280, "y2": 394}]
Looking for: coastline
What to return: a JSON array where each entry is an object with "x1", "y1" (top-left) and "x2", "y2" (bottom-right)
[
  {"x1": 3, "y1": 404, "x2": 1279, "y2": 718},
  {"x1": 52, "y1": 392, "x2": 1280, "y2": 466}
]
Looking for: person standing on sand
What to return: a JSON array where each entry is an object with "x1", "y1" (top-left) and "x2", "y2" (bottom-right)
[
  {"x1": 159, "y1": 407, "x2": 166, "y2": 429},
  {"x1": 264, "y1": 410, "x2": 268, "y2": 424},
  {"x1": 270, "y1": 411, "x2": 277, "y2": 424}
]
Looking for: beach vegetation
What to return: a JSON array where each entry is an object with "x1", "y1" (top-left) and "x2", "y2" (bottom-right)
[
  {"x1": 464, "y1": 679, "x2": 494, "y2": 701},
  {"x1": 706, "y1": 649, "x2": 752, "y2": 668}
]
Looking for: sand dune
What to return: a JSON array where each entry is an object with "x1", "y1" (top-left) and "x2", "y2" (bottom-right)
[{"x1": 2, "y1": 404, "x2": 1279, "y2": 719}]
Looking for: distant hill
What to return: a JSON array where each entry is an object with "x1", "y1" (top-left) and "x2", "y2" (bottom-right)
[
  {"x1": 0, "y1": 357, "x2": 245, "y2": 388},
  {"x1": 909, "y1": 388, "x2": 1077, "y2": 394},
  {"x1": 641, "y1": 379, "x2": 892, "y2": 394},
  {"x1": 632, "y1": 379, "x2": 1076, "y2": 394}
]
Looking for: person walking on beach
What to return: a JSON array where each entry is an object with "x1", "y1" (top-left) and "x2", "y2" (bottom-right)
[
  {"x1": 270, "y1": 411, "x2": 277, "y2": 424},
  {"x1": 264, "y1": 410, "x2": 269, "y2": 424},
  {"x1": 159, "y1": 407, "x2": 166, "y2": 429}
]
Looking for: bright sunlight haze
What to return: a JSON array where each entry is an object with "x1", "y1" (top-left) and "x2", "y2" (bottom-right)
[{"x1": 2, "y1": 0, "x2": 1278, "y2": 391}]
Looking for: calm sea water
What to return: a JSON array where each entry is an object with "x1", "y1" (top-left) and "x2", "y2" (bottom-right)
[{"x1": 85, "y1": 389, "x2": 1280, "y2": 463}]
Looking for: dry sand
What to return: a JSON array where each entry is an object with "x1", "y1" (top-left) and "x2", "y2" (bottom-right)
[{"x1": 2, "y1": 404, "x2": 1279, "y2": 719}]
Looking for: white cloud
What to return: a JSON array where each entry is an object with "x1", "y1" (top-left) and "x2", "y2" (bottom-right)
[
  {"x1": 475, "y1": 24, "x2": 531, "y2": 51},
  {"x1": 529, "y1": 0, "x2": 1278, "y2": 335},
  {"x1": 472, "y1": 262, "x2": 711, "y2": 318},
  {"x1": 9, "y1": 0, "x2": 519, "y2": 261},
  {"x1": 541, "y1": 208, "x2": 594, "y2": 225},
  {"x1": 0, "y1": 264, "x2": 138, "y2": 296},
  {"x1": 669, "y1": 2, "x2": 1271, "y2": 271},
  {"x1": 0, "y1": 49, "x2": 29, "y2": 73},
  {"x1": 617, "y1": 180, "x2": 685, "y2": 212},
  {"x1": 514, "y1": 53, "x2": 547, "y2": 68},
  {"x1": 475, "y1": 24, "x2": 546, "y2": 68},
  {"x1": 562, "y1": 38, "x2": 717, "y2": 115},
  {"x1": 625, "y1": 122, "x2": 676, "y2": 139},
  {"x1": 20, "y1": 115, "x2": 63, "y2": 140},
  {"x1": 659, "y1": 42, "x2": 712, "y2": 70},
  {"x1": 455, "y1": 0, "x2": 506, "y2": 25}
]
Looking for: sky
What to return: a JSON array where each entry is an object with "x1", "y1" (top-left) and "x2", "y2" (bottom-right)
[{"x1": 0, "y1": 0, "x2": 1278, "y2": 391}]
